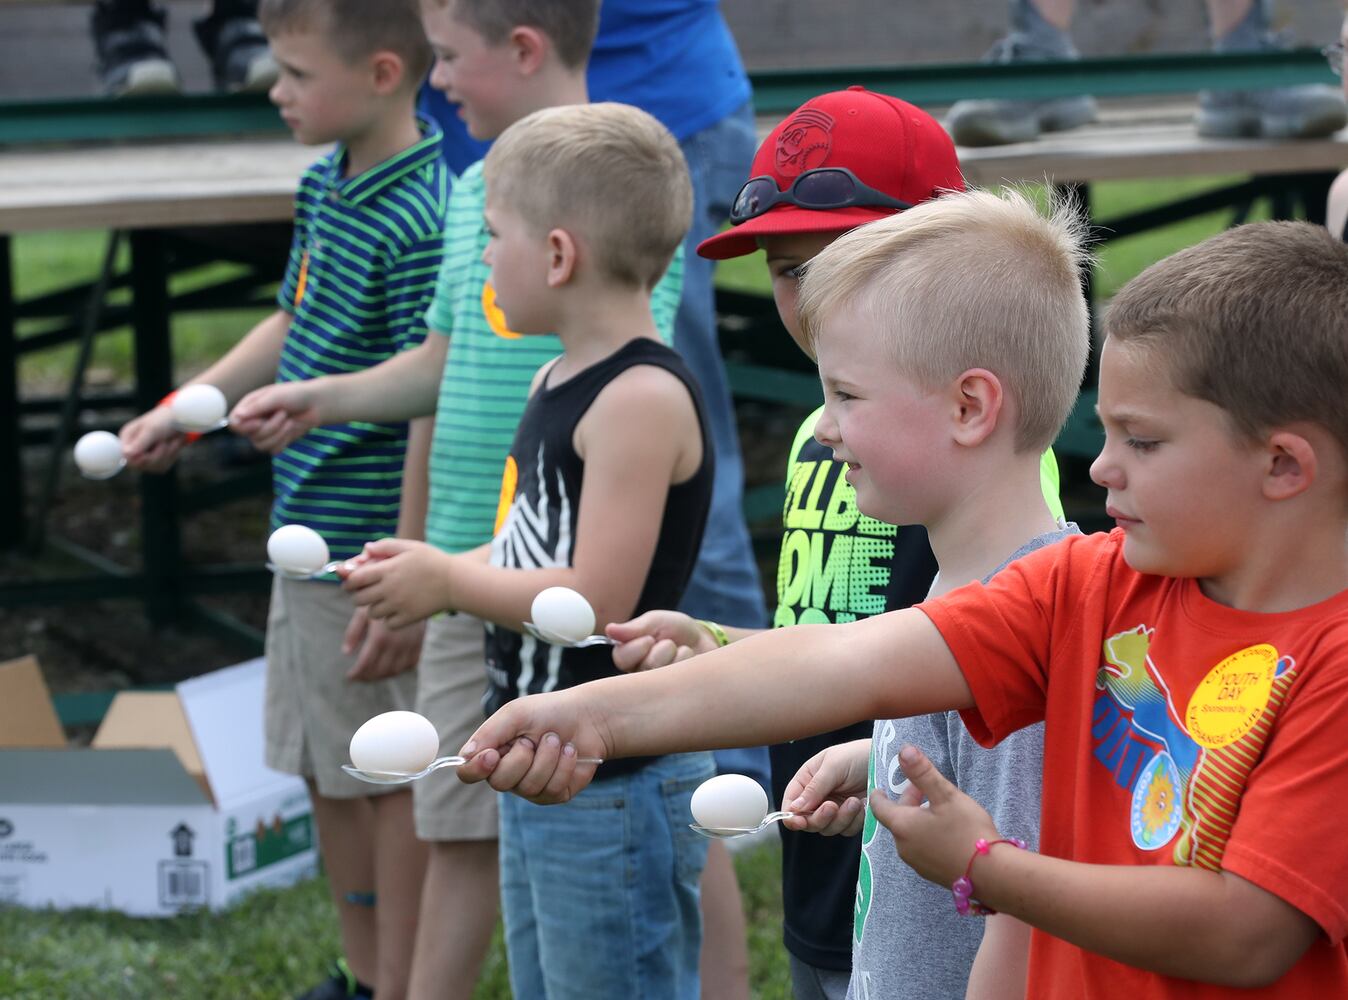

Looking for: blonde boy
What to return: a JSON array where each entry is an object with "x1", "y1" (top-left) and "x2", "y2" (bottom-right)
[
  {"x1": 342, "y1": 102, "x2": 717, "y2": 1000},
  {"x1": 781, "y1": 189, "x2": 1087, "y2": 1000},
  {"x1": 609, "y1": 187, "x2": 1088, "y2": 1000},
  {"x1": 462, "y1": 219, "x2": 1348, "y2": 999}
]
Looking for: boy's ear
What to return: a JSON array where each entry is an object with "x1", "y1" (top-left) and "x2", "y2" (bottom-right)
[
  {"x1": 370, "y1": 50, "x2": 406, "y2": 96},
  {"x1": 546, "y1": 228, "x2": 578, "y2": 287},
  {"x1": 950, "y1": 368, "x2": 1004, "y2": 448},
  {"x1": 508, "y1": 26, "x2": 549, "y2": 76},
  {"x1": 1262, "y1": 429, "x2": 1317, "y2": 502}
]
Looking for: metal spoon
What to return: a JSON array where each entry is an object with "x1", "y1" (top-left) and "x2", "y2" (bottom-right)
[
  {"x1": 522, "y1": 621, "x2": 616, "y2": 648},
  {"x1": 343, "y1": 753, "x2": 605, "y2": 785},
  {"x1": 689, "y1": 810, "x2": 796, "y2": 840},
  {"x1": 266, "y1": 560, "x2": 345, "y2": 581}
]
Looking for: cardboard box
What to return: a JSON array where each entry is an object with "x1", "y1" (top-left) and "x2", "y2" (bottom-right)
[{"x1": 0, "y1": 657, "x2": 317, "y2": 916}]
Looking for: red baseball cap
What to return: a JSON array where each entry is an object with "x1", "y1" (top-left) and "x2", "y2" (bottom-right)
[{"x1": 698, "y1": 87, "x2": 964, "y2": 261}]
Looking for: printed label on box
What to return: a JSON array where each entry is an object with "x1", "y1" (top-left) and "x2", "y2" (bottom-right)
[
  {"x1": 158, "y1": 860, "x2": 210, "y2": 908},
  {"x1": 226, "y1": 814, "x2": 313, "y2": 880}
]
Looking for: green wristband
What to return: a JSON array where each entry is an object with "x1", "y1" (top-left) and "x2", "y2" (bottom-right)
[{"x1": 696, "y1": 619, "x2": 730, "y2": 648}]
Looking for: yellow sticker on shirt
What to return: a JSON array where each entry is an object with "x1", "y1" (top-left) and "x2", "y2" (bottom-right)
[
  {"x1": 294, "y1": 250, "x2": 310, "y2": 307},
  {"x1": 493, "y1": 454, "x2": 518, "y2": 535},
  {"x1": 1185, "y1": 644, "x2": 1278, "y2": 748},
  {"x1": 482, "y1": 282, "x2": 522, "y2": 339}
]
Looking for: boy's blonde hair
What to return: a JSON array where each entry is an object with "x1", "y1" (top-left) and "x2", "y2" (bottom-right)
[
  {"x1": 798, "y1": 188, "x2": 1091, "y2": 453},
  {"x1": 260, "y1": 0, "x2": 432, "y2": 82},
  {"x1": 484, "y1": 103, "x2": 692, "y2": 291},
  {"x1": 1105, "y1": 220, "x2": 1348, "y2": 460},
  {"x1": 426, "y1": 0, "x2": 599, "y2": 70}
]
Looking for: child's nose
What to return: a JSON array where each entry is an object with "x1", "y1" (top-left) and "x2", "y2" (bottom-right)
[
  {"x1": 812, "y1": 408, "x2": 840, "y2": 448},
  {"x1": 1088, "y1": 446, "x2": 1121, "y2": 491}
]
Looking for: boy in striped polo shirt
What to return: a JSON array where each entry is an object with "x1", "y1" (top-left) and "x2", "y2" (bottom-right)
[
  {"x1": 231, "y1": 3, "x2": 682, "y2": 994},
  {"x1": 120, "y1": 1, "x2": 444, "y2": 996}
]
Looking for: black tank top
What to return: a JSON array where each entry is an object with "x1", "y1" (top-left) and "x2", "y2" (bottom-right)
[{"x1": 484, "y1": 338, "x2": 713, "y2": 774}]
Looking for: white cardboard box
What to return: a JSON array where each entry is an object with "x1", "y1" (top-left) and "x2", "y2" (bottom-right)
[{"x1": 0, "y1": 656, "x2": 317, "y2": 916}]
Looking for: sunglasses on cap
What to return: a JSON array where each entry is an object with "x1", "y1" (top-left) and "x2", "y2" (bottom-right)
[{"x1": 729, "y1": 166, "x2": 913, "y2": 225}]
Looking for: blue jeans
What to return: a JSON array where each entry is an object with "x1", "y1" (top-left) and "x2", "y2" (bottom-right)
[
  {"x1": 675, "y1": 100, "x2": 773, "y2": 790},
  {"x1": 499, "y1": 752, "x2": 716, "y2": 1000}
]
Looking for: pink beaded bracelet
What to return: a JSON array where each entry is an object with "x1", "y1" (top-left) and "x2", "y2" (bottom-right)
[{"x1": 952, "y1": 836, "x2": 1027, "y2": 916}]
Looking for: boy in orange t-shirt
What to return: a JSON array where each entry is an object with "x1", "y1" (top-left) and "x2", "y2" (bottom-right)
[{"x1": 456, "y1": 219, "x2": 1348, "y2": 998}]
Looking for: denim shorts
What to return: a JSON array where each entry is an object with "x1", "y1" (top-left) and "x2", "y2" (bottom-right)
[{"x1": 498, "y1": 751, "x2": 716, "y2": 999}]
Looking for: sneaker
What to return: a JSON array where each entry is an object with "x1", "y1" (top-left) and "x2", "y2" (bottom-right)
[
  {"x1": 1196, "y1": 2, "x2": 1346, "y2": 139},
  {"x1": 946, "y1": 1, "x2": 1096, "y2": 147},
  {"x1": 294, "y1": 960, "x2": 373, "y2": 1000},
  {"x1": 90, "y1": 1, "x2": 180, "y2": 97},
  {"x1": 194, "y1": 1, "x2": 278, "y2": 93}
]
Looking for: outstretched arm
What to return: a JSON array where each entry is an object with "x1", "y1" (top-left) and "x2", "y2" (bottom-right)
[
  {"x1": 121, "y1": 309, "x2": 290, "y2": 471},
  {"x1": 457, "y1": 607, "x2": 972, "y2": 798},
  {"x1": 230, "y1": 332, "x2": 447, "y2": 453}
]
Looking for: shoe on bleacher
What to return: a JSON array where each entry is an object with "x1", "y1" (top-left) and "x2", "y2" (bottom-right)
[
  {"x1": 294, "y1": 959, "x2": 372, "y2": 1000},
  {"x1": 945, "y1": 3, "x2": 1096, "y2": 147},
  {"x1": 193, "y1": 1, "x2": 278, "y2": 94},
  {"x1": 90, "y1": 1, "x2": 180, "y2": 97},
  {"x1": 1196, "y1": 1, "x2": 1346, "y2": 139}
]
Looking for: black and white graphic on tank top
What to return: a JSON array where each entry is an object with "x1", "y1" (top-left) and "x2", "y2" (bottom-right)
[{"x1": 488, "y1": 439, "x2": 569, "y2": 700}]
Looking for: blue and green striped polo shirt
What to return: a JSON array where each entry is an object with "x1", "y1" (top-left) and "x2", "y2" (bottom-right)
[
  {"x1": 272, "y1": 119, "x2": 450, "y2": 560},
  {"x1": 423, "y1": 160, "x2": 683, "y2": 554}
]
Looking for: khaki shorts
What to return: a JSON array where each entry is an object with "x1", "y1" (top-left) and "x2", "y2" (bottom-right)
[
  {"x1": 413, "y1": 612, "x2": 499, "y2": 842},
  {"x1": 264, "y1": 576, "x2": 418, "y2": 799}
]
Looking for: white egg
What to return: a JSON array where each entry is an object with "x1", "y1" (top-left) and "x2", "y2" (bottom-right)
[
  {"x1": 530, "y1": 586, "x2": 596, "y2": 643},
  {"x1": 349, "y1": 710, "x2": 439, "y2": 774},
  {"x1": 266, "y1": 524, "x2": 330, "y2": 575},
  {"x1": 169, "y1": 384, "x2": 228, "y2": 431},
  {"x1": 73, "y1": 430, "x2": 125, "y2": 478},
  {"x1": 690, "y1": 773, "x2": 770, "y2": 831}
]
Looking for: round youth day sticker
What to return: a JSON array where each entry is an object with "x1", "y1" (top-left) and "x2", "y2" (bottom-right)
[
  {"x1": 1130, "y1": 751, "x2": 1182, "y2": 850},
  {"x1": 1185, "y1": 644, "x2": 1278, "y2": 749}
]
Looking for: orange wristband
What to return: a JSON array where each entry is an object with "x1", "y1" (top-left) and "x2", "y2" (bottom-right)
[{"x1": 158, "y1": 391, "x2": 202, "y2": 443}]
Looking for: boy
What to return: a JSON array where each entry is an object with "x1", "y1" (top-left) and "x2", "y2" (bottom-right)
[
  {"x1": 610, "y1": 167, "x2": 1081, "y2": 1000},
  {"x1": 228, "y1": 3, "x2": 689, "y2": 995},
  {"x1": 341, "y1": 101, "x2": 716, "y2": 1000},
  {"x1": 461, "y1": 220, "x2": 1348, "y2": 998},
  {"x1": 118, "y1": 2, "x2": 444, "y2": 997}
]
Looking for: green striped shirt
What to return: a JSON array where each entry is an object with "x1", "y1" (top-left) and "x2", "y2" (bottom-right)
[
  {"x1": 272, "y1": 119, "x2": 450, "y2": 560},
  {"x1": 424, "y1": 160, "x2": 683, "y2": 553}
]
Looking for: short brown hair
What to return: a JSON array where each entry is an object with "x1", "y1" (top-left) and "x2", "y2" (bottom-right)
[
  {"x1": 484, "y1": 103, "x2": 692, "y2": 291},
  {"x1": 259, "y1": 0, "x2": 432, "y2": 83},
  {"x1": 432, "y1": 0, "x2": 599, "y2": 70},
  {"x1": 1105, "y1": 220, "x2": 1348, "y2": 458},
  {"x1": 797, "y1": 187, "x2": 1091, "y2": 452}
]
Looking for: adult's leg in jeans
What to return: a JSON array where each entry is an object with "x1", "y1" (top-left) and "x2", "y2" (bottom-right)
[
  {"x1": 674, "y1": 100, "x2": 766, "y2": 633},
  {"x1": 674, "y1": 101, "x2": 771, "y2": 1000},
  {"x1": 407, "y1": 839, "x2": 499, "y2": 1000}
]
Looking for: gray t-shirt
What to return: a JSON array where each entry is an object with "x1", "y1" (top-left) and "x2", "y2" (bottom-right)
[{"x1": 847, "y1": 526, "x2": 1079, "y2": 1000}]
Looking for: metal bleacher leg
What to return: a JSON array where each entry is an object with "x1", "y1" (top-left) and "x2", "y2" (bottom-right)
[
  {"x1": 129, "y1": 229, "x2": 183, "y2": 625},
  {"x1": 27, "y1": 230, "x2": 123, "y2": 554},
  {"x1": 0, "y1": 235, "x2": 22, "y2": 549}
]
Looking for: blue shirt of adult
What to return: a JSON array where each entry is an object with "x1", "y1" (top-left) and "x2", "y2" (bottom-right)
[{"x1": 418, "y1": 0, "x2": 751, "y2": 174}]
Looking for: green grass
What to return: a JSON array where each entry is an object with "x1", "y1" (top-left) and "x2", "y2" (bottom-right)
[{"x1": 0, "y1": 844, "x2": 784, "y2": 1000}]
